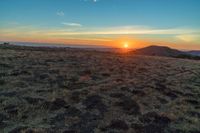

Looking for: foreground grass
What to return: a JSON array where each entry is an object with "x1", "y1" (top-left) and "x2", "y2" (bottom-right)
[{"x1": 0, "y1": 45, "x2": 200, "y2": 133}]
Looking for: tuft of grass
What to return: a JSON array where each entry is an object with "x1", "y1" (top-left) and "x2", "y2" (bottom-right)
[{"x1": 0, "y1": 79, "x2": 6, "y2": 85}]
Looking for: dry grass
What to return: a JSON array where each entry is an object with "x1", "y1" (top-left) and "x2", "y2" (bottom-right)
[{"x1": 0, "y1": 45, "x2": 200, "y2": 133}]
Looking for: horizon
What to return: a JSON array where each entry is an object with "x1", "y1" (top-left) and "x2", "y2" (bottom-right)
[
  {"x1": 1, "y1": 0, "x2": 200, "y2": 50},
  {"x1": 1, "y1": 41, "x2": 199, "y2": 51}
]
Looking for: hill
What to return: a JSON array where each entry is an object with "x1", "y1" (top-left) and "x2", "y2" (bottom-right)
[
  {"x1": 133, "y1": 45, "x2": 185, "y2": 57},
  {"x1": 132, "y1": 45, "x2": 200, "y2": 60},
  {"x1": 187, "y1": 50, "x2": 200, "y2": 56}
]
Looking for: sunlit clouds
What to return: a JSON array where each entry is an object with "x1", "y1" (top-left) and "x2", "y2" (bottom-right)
[
  {"x1": 1, "y1": 23, "x2": 200, "y2": 49},
  {"x1": 176, "y1": 34, "x2": 200, "y2": 43},
  {"x1": 45, "y1": 26, "x2": 200, "y2": 36}
]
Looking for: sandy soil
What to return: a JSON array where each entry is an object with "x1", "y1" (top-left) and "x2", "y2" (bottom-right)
[{"x1": 0, "y1": 45, "x2": 200, "y2": 133}]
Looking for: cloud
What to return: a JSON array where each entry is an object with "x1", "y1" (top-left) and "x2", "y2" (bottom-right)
[
  {"x1": 47, "y1": 26, "x2": 200, "y2": 36},
  {"x1": 82, "y1": 0, "x2": 99, "y2": 2},
  {"x1": 1, "y1": 24, "x2": 200, "y2": 45},
  {"x1": 62, "y1": 22, "x2": 82, "y2": 27},
  {"x1": 176, "y1": 34, "x2": 200, "y2": 42},
  {"x1": 57, "y1": 11, "x2": 64, "y2": 16}
]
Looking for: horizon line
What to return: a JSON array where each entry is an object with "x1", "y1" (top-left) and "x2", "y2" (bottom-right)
[{"x1": 1, "y1": 40, "x2": 198, "y2": 51}]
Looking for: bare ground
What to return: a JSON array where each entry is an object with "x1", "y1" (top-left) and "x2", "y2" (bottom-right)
[{"x1": 0, "y1": 46, "x2": 200, "y2": 133}]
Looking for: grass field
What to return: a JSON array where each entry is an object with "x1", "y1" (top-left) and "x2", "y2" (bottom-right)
[{"x1": 0, "y1": 45, "x2": 200, "y2": 133}]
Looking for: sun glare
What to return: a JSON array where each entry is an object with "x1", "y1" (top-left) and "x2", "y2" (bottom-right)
[{"x1": 123, "y1": 42, "x2": 129, "y2": 48}]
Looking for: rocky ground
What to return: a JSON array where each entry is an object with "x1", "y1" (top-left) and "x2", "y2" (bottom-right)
[{"x1": 0, "y1": 45, "x2": 200, "y2": 133}]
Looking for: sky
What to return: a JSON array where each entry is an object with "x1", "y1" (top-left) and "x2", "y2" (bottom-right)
[{"x1": 0, "y1": 0, "x2": 200, "y2": 49}]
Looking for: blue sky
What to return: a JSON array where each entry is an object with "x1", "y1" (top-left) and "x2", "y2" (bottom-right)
[{"x1": 0, "y1": 0, "x2": 200, "y2": 49}]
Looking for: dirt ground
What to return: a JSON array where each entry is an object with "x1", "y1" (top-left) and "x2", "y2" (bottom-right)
[{"x1": 0, "y1": 45, "x2": 200, "y2": 133}]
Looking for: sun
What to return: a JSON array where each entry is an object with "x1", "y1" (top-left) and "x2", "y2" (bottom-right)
[{"x1": 123, "y1": 42, "x2": 129, "y2": 48}]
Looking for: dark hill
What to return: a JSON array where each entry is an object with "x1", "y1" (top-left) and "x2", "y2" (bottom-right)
[
  {"x1": 187, "y1": 50, "x2": 200, "y2": 56},
  {"x1": 133, "y1": 45, "x2": 185, "y2": 57}
]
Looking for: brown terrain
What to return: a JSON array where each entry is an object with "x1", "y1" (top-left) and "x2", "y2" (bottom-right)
[{"x1": 0, "y1": 45, "x2": 200, "y2": 133}]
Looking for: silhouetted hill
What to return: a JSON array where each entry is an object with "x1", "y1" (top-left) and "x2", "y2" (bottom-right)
[
  {"x1": 132, "y1": 45, "x2": 200, "y2": 60},
  {"x1": 133, "y1": 45, "x2": 185, "y2": 57},
  {"x1": 187, "y1": 50, "x2": 200, "y2": 56}
]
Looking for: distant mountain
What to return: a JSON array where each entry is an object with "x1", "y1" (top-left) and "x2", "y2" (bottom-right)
[
  {"x1": 132, "y1": 45, "x2": 200, "y2": 60},
  {"x1": 133, "y1": 45, "x2": 185, "y2": 57},
  {"x1": 187, "y1": 50, "x2": 200, "y2": 56}
]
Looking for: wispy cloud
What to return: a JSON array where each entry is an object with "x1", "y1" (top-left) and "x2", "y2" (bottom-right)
[
  {"x1": 1, "y1": 25, "x2": 199, "y2": 36},
  {"x1": 47, "y1": 26, "x2": 200, "y2": 36},
  {"x1": 82, "y1": 0, "x2": 99, "y2": 3},
  {"x1": 57, "y1": 11, "x2": 64, "y2": 16},
  {"x1": 1, "y1": 25, "x2": 200, "y2": 45},
  {"x1": 62, "y1": 22, "x2": 82, "y2": 27},
  {"x1": 176, "y1": 34, "x2": 200, "y2": 42}
]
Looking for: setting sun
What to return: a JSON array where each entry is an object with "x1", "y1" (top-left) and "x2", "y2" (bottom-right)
[{"x1": 123, "y1": 42, "x2": 129, "y2": 48}]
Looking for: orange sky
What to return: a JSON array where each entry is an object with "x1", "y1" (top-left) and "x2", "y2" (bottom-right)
[{"x1": 0, "y1": 26, "x2": 200, "y2": 50}]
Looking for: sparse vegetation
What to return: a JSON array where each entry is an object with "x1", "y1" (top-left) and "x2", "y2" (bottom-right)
[{"x1": 0, "y1": 45, "x2": 200, "y2": 133}]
